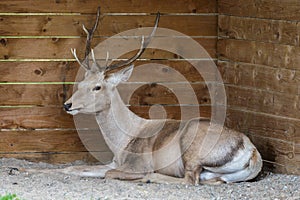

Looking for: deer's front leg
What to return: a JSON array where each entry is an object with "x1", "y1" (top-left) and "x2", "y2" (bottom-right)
[
  {"x1": 25, "y1": 163, "x2": 115, "y2": 178},
  {"x1": 58, "y1": 163, "x2": 114, "y2": 177},
  {"x1": 105, "y1": 169, "x2": 146, "y2": 180}
]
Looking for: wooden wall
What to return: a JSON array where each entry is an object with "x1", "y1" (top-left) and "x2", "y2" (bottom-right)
[
  {"x1": 0, "y1": 1, "x2": 217, "y2": 163},
  {"x1": 218, "y1": 0, "x2": 300, "y2": 174},
  {"x1": 0, "y1": 0, "x2": 299, "y2": 175}
]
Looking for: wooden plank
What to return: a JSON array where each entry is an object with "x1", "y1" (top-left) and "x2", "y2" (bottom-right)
[
  {"x1": 0, "y1": 61, "x2": 78, "y2": 82},
  {"x1": 248, "y1": 134, "x2": 296, "y2": 174},
  {"x1": 0, "y1": 37, "x2": 216, "y2": 60},
  {"x1": 0, "y1": 105, "x2": 211, "y2": 129},
  {"x1": 0, "y1": 129, "x2": 111, "y2": 153},
  {"x1": 0, "y1": 60, "x2": 216, "y2": 82},
  {"x1": 226, "y1": 108, "x2": 299, "y2": 142},
  {"x1": 0, "y1": 152, "x2": 113, "y2": 164},
  {"x1": 0, "y1": 130, "x2": 84, "y2": 152},
  {"x1": 0, "y1": 89, "x2": 210, "y2": 125},
  {"x1": 0, "y1": 0, "x2": 216, "y2": 13},
  {"x1": 218, "y1": 39, "x2": 300, "y2": 70},
  {"x1": 0, "y1": 82, "x2": 210, "y2": 106},
  {"x1": 0, "y1": 15, "x2": 217, "y2": 37},
  {"x1": 130, "y1": 105, "x2": 211, "y2": 120},
  {"x1": 0, "y1": 84, "x2": 73, "y2": 106},
  {"x1": 226, "y1": 85, "x2": 300, "y2": 119},
  {"x1": 0, "y1": 107, "x2": 74, "y2": 129},
  {"x1": 295, "y1": 144, "x2": 300, "y2": 174},
  {"x1": 219, "y1": 0, "x2": 300, "y2": 21},
  {"x1": 219, "y1": 15, "x2": 300, "y2": 46},
  {"x1": 218, "y1": 61, "x2": 300, "y2": 95},
  {"x1": 120, "y1": 82, "x2": 210, "y2": 106},
  {"x1": 226, "y1": 109, "x2": 299, "y2": 174}
]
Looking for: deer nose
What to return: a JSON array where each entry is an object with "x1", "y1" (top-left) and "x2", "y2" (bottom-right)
[{"x1": 64, "y1": 103, "x2": 72, "y2": 111}]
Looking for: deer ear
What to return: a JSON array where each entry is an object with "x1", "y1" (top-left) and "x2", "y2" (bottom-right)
[{"x1": 107, "y1": 65, "x2": 134, "y2": 85}]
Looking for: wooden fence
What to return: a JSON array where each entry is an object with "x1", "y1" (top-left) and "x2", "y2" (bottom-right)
[
  {"x1": 218, "y1": 0, "x2": 300, "y2": 174},
  {"x1": 0, "y1": 0, "x2": 217, "y2": 163},
  {"x1": 0, "y1": 0, "x2": 299, "y2": 174}
]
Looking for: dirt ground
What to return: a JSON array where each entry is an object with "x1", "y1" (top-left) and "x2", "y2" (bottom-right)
[{"x1": 0, "y1": 158, "x2": 299, "y2": 200}]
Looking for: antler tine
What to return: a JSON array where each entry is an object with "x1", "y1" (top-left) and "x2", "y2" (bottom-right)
[
  {"x1": 106, "y1": 12, "x2": 160, "y2": 72},
  {"x1": 82, "y1": 6, "x2": 101, "y2": 69},
  {"x1": 82, "y1": 24, "x2": 89, "y2": 35},
  {"x1": 71, "y1": 48, "x2": 89, "y2": 70},
  {"x1": 90, "y1": 49, "x2": 103, "y2": 71},
  {"x1": 105, "y1": 51, "x2": 110, "y2": 67}
]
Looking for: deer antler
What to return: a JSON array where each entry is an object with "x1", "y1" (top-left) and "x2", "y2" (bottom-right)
[
  {"x1": 71, "y1": 48, "x2": 89, "y2": 70},
  {"x1": 82, "y1": 6, "x2": 101, "y2": 69},
  {"x1": 90, "y1": 48, "x2": 103, "y2": 71},
  {"x1": 71, "y1": 7, "x2": 101, "y2": 70},
  {"x1": 105, "y1": 12, "x2": 160, "y2": 72},
  {"x1": 71, "y1": 9, "x2": 160, "y2": 72}
]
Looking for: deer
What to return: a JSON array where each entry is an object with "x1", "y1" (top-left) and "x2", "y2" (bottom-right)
[{"x1": 60, "y1": 7, "x2": 263, "y2": 185}]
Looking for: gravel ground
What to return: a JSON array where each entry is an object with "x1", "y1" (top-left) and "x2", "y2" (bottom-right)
[{"x1": 0, "y1": 158, "x2": 299, "y2": 200}]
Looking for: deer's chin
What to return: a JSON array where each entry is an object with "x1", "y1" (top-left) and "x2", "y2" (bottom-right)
[{"x1": 67, "y1": 109, "x2": 80, "y2": 115}]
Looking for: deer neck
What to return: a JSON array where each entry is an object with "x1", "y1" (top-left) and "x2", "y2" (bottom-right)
[{"x1": 95, "y1": 88, "x2": 146, "y2": 163}]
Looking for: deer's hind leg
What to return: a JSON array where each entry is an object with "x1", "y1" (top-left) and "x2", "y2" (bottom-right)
[
  {"x1": 104, "y1": 168, "x2": 186, "y2": 183},
  {"x1": 138, "y1": 173, "x2": 187, "y2": 184},
  {"x1": 183, "y1": 164, "x2": 202, "y2": 185},
  {"x1": 136, "y1": 165, "x2": 202, "y2": 185},
  {"x1": 137, "y1": 167, "x2": 201, "y2": 185}
]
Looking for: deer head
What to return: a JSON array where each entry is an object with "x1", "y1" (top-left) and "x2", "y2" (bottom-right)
[{"x1": 64, "y1": 8, "x2": 160, "y2": 115}]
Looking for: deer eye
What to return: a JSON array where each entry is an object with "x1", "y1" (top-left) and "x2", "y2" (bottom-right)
[{"x1": 92, "y1": 86, "x2": 101, "y2": 91}]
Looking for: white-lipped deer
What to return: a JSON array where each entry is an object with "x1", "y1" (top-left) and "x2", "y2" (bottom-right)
[{"x1": 62, "y1": 7, "x2": 262, "y2": 185}]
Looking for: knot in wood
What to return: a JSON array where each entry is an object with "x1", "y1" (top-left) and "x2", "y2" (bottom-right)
[
  {"x1": 51, "y1": 37, "x2": 60, "y2": 43},
  {"x1": 34, "y1": 68, "x2": 45, "y2": 76},
  {"x1": 0, "y1": 38, "x2": 7, "y2": 46}
]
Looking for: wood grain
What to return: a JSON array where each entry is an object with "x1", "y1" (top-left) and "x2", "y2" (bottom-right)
[
  {"x1": 0, "y1": 129, "x2": 111, "y2": 153},
  {"x1": 219, "y1": 0, "x2": 300, "y2": 21},
  {"x1": 0, "y1": 0, "x2": 216, "y2": 13},
  {"x1": 0, "y1": 61, "x2": 78, "y2": 82},
  {"x1": 218, "y1": 39, "x2": 300, "y2": 70},
  {"x1": 0, "y1": 82, "x2": 210, "y2": 106},
  {"x1": 248, "y1": 134, "x2": 297, "y2": 174},
  {"x1": 0, "y1": 37, "x2": 217, "y2": 60},
  {"x1": 0, "y1": 84, "x2": 73, "y2": 106},
  {"x1": 130, "y1": 105, "x2": 211, "y2": 120},
  {"x1": 0, "y1": 107, "x2": 74, "y2": 129},
  {"x1": 0, "y1": 60, "x2": 217, "y2": 82},
  {"x1": 0, "y1": 152, "x2": 112, "y2": 164},
  {"x1": 0, "y1": 105, "x2": 211, "y2": 129},
  {"x1": 218, "y1": 61, "x2": 300, "y2": 95},
  {"x1": 0, "y1": 15, "x2": 217, "y2": 37},
  {"x1": 217, "y1": 2, "x2": 300, "y2": 174},
  {"x1": 226, "y1": 108, "x2": 299, "y2": 142},
  {"x1": 226, "y1": 85, "x2": 300, "y2": 119},
  {"x1": 219, "y1": 15, "x2": 300, "y2": 46},
  {"x1": 226, "y1": 108, "x2": 299, "y2": 174},
  {"x1": 0, "y1": 130, "x2": 85, "y2": 152},
  {"x1": 122, "y1": 82, "x2": 211, "y2": 105}
]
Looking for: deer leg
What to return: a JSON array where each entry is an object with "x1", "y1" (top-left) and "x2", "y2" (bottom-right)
[
  {"x1": 137, "y1": 173, "x2": 188, "y2": 185},
  {"x1": 26, "y1": 162, "x2": 115, "y2": 178},
  {"x1": 199, "y1": 170, "x2": 225, "y2": 185},
  {"x1": 105, "y1": 169, "x2": 146, "y2": 180},
  {"x1": 60, "y1": 164, "x2": 114, "y2": 177},
  {"x1": 200, "y1": 177, "x2": 225, "y2": 185},
  {"x1": 137, "y1": 165, "x2": 203, "y2": 185},
  {"x1": 183, "y1": 164, "x2": 202, "y2": 185}
]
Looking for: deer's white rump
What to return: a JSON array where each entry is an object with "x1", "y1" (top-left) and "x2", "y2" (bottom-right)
[{"x1": 60, "y1": 8, "x2": 262, "y2": 185}]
